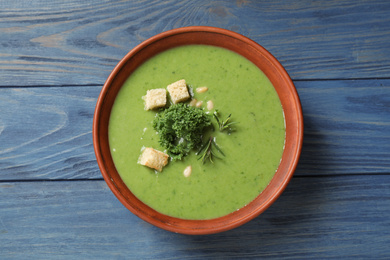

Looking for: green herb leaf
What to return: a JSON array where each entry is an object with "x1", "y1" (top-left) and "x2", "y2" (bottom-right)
[
  {"x1": 152, "y1": 103, "x2": 212, "y2": 161},
  {"x1": 213, "y1": 110, "x2": 238, "y2": 133},
  {"x1": 196, "y1": 136, "x2": 225, "y2": 164}
]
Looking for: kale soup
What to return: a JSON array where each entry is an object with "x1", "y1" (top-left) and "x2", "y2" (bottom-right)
[{"x1": 108, "y1": 44, "x2": 285, "y2": 220}]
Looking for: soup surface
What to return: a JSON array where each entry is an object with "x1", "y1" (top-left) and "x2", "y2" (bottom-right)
[{"x1": 108, "y1": 45, "x2": 285, "y2": 219}]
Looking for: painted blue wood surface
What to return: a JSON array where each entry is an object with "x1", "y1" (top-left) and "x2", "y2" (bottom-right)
[
  {"x1": 1, "y1": 0, "x2": 390, "y2": 258},
  {"x1": 0, "y1": 0, "x2": 390, "y2": 86},
  {"x1": 1, "y1": 176, "x2": 389, "y2": 258}
]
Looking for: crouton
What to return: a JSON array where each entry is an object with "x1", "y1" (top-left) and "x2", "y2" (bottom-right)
[
  {"x1": 139, "y1": 147, "x2": 169, "y2": 172},
  {"x1": 167, "y1": 79, "x2": 190, "y2": 104},
  {"x1": 143, "y1": 88, "x2": 167, "y2": 110}
]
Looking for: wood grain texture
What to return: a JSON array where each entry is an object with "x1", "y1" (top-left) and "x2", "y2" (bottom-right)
[
  {"x1": 0, "y1": 86, "x2": 101, "y2": 180},
  {"x1": 0, "y1": 0, "x2": 390, "y2": 86},
  {"x1": 1, "y1": 176, "x2": 389, "y2": 259},
  {"x1": 1, "y1": 1, "x2": 389, "y2": 257},
  {"x1": 297, "y1": 79, "x2": 390, "y2": 175},
  {"x1": 1, "y1": 79, "x2": 389, "y2": 181}
]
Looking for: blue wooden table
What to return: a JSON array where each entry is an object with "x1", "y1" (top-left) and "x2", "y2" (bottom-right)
[{"x1": 1, "y1": 1, "x2": 389, "y2": 258}]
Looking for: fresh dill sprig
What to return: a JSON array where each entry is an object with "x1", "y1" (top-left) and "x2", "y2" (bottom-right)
[
  {"x1": 196, "y1": 137, "x2": 225, "y2": 164},
  {"x1": 213, "y1": 110, "x2": 238, "y2": 133}
]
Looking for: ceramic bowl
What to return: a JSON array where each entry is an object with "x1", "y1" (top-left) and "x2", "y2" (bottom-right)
[{"x1": 93, "y1": 26, "x2": 303, "y2": 235}]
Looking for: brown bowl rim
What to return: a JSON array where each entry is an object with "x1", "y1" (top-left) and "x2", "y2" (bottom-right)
[{"x1": 93, "y1": 26, "x2": 304, "y2": 235}]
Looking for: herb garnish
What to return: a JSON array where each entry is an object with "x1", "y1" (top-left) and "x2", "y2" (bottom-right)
[
  {"x1": 213, "y1": 110, "x2": 238, "y2": 133},
  {"x1": 197, "y1": 136, "x2": 225, "y2": 164},
  {"x1": 152, "y1": 103, "x2": 211, "y2": 161},
  {"x1": 151, "y1": 102, "x2": 238, "y2": 164}
]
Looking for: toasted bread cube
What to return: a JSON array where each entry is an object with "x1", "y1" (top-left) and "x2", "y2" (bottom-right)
[
  {"x1": 143, "y1": 89, "x2": 167, "y2": 110},
  {"x1": 139, "y1": 147, "x2": 169, "y2": 172},
  {"x1": 167, "y1": 79, "x2": 190, "y2": 104}
]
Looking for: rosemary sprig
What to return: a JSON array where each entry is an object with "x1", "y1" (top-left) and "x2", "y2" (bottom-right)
[
  {"x1": 196, "y1": 136, "x2": 225, "y2": 164},
  {"x1": 213, "y1": 110, "x2": 238, "y2": 132}
]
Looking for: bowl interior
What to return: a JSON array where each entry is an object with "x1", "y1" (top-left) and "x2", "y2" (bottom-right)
[{"x1": 93, "y1": 26, "x2": 303, "y2": 235}]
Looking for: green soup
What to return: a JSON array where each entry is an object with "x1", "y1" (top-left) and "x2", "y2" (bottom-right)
[{"x1": 108, "y1": 45, "x2": 285, "y2": 220}]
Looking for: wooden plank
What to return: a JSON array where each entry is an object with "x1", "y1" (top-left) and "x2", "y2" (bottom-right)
[
  {"x1": 0, "y1": 0, "x2": 390, "y2": 86},
  {"x1": 297, "y1": 79, "x2": 390, "y2": 175},
  {"x1": 0, "y1": 79, "x2": 389, "y2": 180},
  {"x1": 0, "y1": 176, "x2": 389, "y2": 258},
  {"x1": 0, "y1": 86, "x2": 101, "y2": 180}
]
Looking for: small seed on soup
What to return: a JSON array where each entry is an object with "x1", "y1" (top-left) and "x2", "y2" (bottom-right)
[
  {"x1": 207, "y1": 100, "x2": 214, "y2": 110},
  {"x1": 183, "y1": 165, "x2": 192, "y2": 177},
  {"x1": 196, "y1": 101, "x2": 203, "y2": 107},
  {"x1": 196, "y1": 87, "x2": 208, "y2": 93},
  {"x1": 189, "y1": 98, "x2": 197, "y2": 107}
]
